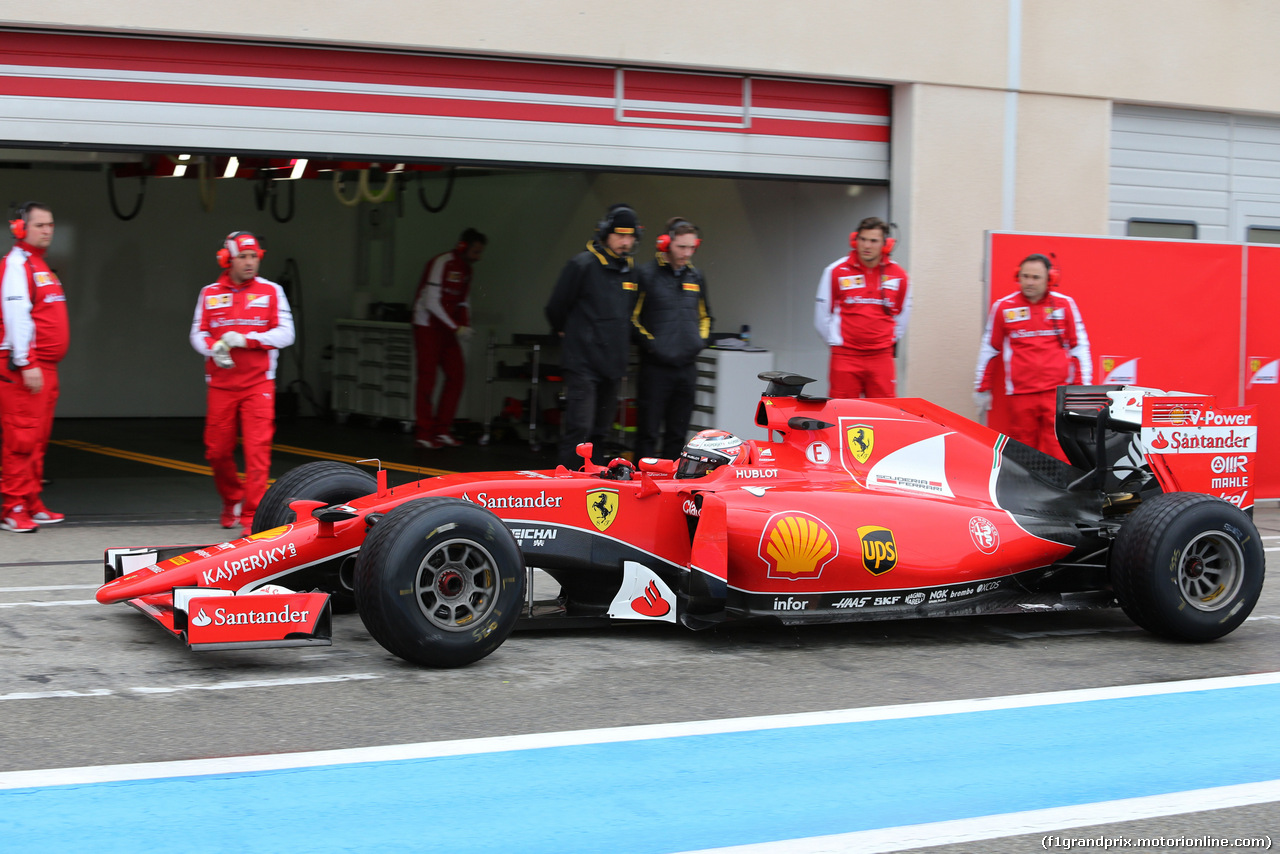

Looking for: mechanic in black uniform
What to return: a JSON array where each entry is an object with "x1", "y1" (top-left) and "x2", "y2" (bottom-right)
[
  {"x1": 631, "y1": 217, "x2": 712, "y2": 460},
  {"x1": 545, "y1": 203, "x2": 642, "y2": 468}
]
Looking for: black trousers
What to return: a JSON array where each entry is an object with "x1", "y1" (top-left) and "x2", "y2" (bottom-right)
[
  {"x1": 634, "y1": 360, "x2": 698, "y2": 460},
  {"x1": 559, "y1": 368, "x2": 619, "y2": 468}
]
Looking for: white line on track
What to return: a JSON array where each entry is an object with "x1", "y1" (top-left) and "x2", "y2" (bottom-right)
[
  {"x1": 682, "y1": 780, "x2": 1280, "y2": 853},
  {"x1": 0, "y1": 599, "x2": 97, "y2": 609},
  {"x1": 0, "y1": 673, "x2": 381, "y2": 703},
  {"x1": 0, "y1": 584, "x2": 99, "y2": 593},
  {"x1": 131, "y1": 673, "x2": 380, "y2": 694},
  {"x1": 4, "y1": 671, "x2": 1280, "y2": 791}
]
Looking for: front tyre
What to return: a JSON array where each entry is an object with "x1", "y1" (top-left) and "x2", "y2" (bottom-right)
[
  {"x1": 252, "y1": 461, "x2": 378, "y2": 534},
  {"x1": 251, "y1": 461, "x2": 378, "y2": 612},
  {"x1": 1111, "y1": 492, "x2": 1265, "y2": 641},
  {"x1": 354, "y1": 498, "x2": 525, "y2": 668}
]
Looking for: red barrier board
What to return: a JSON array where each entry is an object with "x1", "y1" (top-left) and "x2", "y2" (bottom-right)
[{"x1": 985, "y1": 233, "x2": 1279, "y2": 495}]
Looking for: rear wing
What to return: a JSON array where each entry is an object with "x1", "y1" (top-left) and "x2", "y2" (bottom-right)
[{"x1": 1056, "y1": 386, "x2": 1256, "y2": 510}]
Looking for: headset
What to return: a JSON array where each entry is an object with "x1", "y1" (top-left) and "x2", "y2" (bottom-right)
[
  {"x1": 216, "y1": 231, "x2": 265, "y2": 269},
  {"x1": 655, "y1": 219, "x2": 701, "y2": 253},
  {"x1": 1015, "y1": 253, "x2": 1060, "y2": 287},
  {"x1": 849, "y1": 221, "x2": 896, "y2": 257},
  {"x1": 596, "y1": 204, "x2": 643, "y2": 239},
  {"x1": 8, "y1": 202, "x2": 41, "y2": 241}
]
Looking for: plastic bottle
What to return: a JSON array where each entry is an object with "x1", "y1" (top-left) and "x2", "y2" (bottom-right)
[{"x1": 740, "y1": 324, "x2": 751, "y2": 345}]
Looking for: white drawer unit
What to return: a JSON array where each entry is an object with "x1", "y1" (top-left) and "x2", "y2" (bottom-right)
[
  {"x1": 690, "y1": 348, "x2": 775, "y2": 440},
  {"x1": 330, "y1": 319, "x2": 416, "y2": 427}
]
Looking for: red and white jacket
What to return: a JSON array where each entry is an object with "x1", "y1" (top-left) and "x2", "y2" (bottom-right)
[
  {"x1": 975, "y1": 290, "x2": 1092, "y2": 395},
  {"x1": 412, "y1": 248, "x2": 472, "y2": 330},
  {"x1": 189, "y1": 274, "x2": 294, "y2": 391},
  {"x1": 814, "y1": 254, "x2": 911, "y2": 353},
  {"x1": 1, "y1": 241, "x2": 69, "y2": 368}
]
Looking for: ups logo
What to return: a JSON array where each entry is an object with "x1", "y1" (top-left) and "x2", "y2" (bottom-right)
[{"x1": 858, "y1": 526, "x2": 898, "y2": 575}]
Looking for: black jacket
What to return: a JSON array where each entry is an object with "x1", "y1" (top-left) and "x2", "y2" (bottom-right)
[
  {"x1": 545, "y1": 241, "x2": 637, "y2": 378},
  {"x1": 631, "y1": 255, "x2": 711, "y2": 367}
]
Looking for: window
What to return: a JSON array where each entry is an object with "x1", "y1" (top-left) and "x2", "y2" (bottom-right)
[
  {"x1": 1126, "y1": 219, "x2": 1198, "y2": 239},
  {"x1": 1246, "y1": 226, "x2": 1280, "y2": 245}
]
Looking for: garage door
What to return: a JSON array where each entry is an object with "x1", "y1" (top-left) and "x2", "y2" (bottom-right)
[
  {"x1": 1111, "y1": 104, "x2": 1280, "y2": 241},
  {"x1": 0, "y1": 31, "x2": 890, "y2": 181}
]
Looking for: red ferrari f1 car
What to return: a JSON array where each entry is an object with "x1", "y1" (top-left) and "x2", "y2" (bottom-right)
[{"x1": 98, "y1": 373, "x2": 1266, "y2": 667}]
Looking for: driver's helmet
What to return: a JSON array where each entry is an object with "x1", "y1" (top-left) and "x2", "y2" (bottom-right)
[{"x1": 676, "y1": 429, "x2": 747, "y2": 479}]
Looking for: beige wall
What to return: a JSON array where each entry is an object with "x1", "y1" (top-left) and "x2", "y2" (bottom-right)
[{"x1": 893, "y1": 84, "x2": 1008, "y2": 411}]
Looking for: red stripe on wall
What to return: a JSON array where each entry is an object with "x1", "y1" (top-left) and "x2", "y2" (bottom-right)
[
  {"x1": 0, "y1": 30, "x2": 890, "y2": 141},
  {"x1": 0, "y1": 32, "x2": 617, "y2": 99},
  {"x1": 0, "y1": 76, "x2": 613, "y2": 125},
  {"x1": 752, "y1": 78, "x2": 891, "y2": 117}
]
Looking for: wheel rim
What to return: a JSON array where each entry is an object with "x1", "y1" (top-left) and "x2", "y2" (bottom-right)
[
  {"x1": 414, "y1": 538, "x2": 501, "y2": 632},
  {"x1": 1178, "y1": 530, "x2": 1245, "y2": 612}
]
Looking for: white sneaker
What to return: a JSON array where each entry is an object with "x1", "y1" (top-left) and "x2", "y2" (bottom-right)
[
  {"x1": 415, "y1": 438, "x2": 439, "y2": 450},
  {"x1": 435, "y1": 434, "x2": 462, "y2": 447}
]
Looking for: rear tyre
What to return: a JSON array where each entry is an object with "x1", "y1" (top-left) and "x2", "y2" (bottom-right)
[
  {"x1": 252, "y1": 461, "x2": 378, "y2": 612},
  {"x1": 354, "y1": 498, "x2": 525, "y2": 668},
  {"x1": 1111, "y1": 492, "x2": 1264, "y2": 641}
]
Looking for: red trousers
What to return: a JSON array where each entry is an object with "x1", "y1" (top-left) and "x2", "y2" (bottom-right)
[
  {"x1": 829, "y1": 348, "x2": 895, "y2": 399},
  {"x1": 0, "y1": 361, "x2": 59, "y2": 513},
  {"x1": 414, "y1": 324, "x2": 464, "y2": 440},
  {"x1": 205, "y1": 380, "x2": 275, "y2": 517},
  {"x1": 1007, "y1": 389, "x2": 1066, "y2": 461}
]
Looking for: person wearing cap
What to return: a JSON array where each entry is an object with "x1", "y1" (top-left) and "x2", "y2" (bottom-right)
[
  {"x1": 813, "y1": 216, "x2": 911, "y2": 399},
  {"x1": 411, "y1": 227, "x2": 485, "y2": 450},
  {"x1": 0, "y1": 202, "x2": 69, "y2": 532},
  {"x1": 974, "y1": 253, "x2": 1091, "y2": 458},
  {"x1": 631, "y1": 216, "x2": 712, "y2": 460},
  {"x1": 189, "y1": 231, "x2": 295, "y2": 535},
  {"x1": 545, "y1": 203, "x2": 641, "y2": 469}
]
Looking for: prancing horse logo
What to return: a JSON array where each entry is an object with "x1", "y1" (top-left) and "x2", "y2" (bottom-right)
[
  {"x1": 847, "y1": 425, "x2": 874, "y2": 465},
  {"x1": 586, "y1": 488, "x2": 619, "y2": 532}
]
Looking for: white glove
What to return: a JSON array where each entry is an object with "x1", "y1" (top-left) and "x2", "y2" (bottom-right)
[
  {"x1": 973, "y1": 390, "x2": 993, "y2": 413},
  {"x1": 455, "y1": 326, "x2": 474, "y2": 342},
  {"x1": 211, "y1": 340, "x2": 235, "y2": 369},
  {"x1": 220, "y1": 331, "x2": 248, "y2": 348}
]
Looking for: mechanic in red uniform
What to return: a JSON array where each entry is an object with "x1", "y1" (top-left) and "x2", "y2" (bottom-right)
[
  {"x1": 411, "y1": 228, "x2": 485, "y2": 449},
  {"x1": 189, "y1": 232, "x2": 294, "y2": 535},
  {"x1": 813, "y1": 216, "x2": 911, "y2": 398},
  {"x1": 0, "y1": 202, "x2": 69, "y2": 532},
  {"x1": 974, "y1": 253, "x2": 1092, "y2": 458}
]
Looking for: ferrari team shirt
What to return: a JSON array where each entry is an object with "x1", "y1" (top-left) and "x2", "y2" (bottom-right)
[
  {"x1": 412, "y1": 248, "x2": 472, "y2": 330},
  {"x1": 0, "y1": 241, "x2": 69, "y2": 367},
  {"x1": 814, "y1": 253, "x2": 911, "y2": 354},
  {"x1": 975, "y1": 289, "x2": 1092, "y2": 395},
  {"x1": 189, "y1": 273, "x2": 295, "y2": 391}
]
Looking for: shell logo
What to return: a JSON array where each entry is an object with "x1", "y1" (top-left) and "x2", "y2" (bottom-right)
[
  {"x1": 1170, "y1": 407, "x2": 1187, "y2": 426},
  {"x1": 759, "y1": 512, "x2": 838, "y2": 580}
]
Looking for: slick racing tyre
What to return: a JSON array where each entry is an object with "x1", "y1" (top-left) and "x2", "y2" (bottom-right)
[
  {"x1": 252, "y1": 461, "x2": 378, "y2": 612},
  {"x1": 1111, "y1": 492, "x2": 1264, "y2": 641},
  {"x1": 252, "y1": 461, "x2": 378, "y2": 533},
  {"x1": 354, "y1": 498, "x2": 525, "y2": 668}
]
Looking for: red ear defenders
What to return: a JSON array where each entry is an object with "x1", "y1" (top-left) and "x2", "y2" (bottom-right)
[
  {"x1": 216, "y1": 232, "x2": 265, "y2": 269},
  {"x1": 1015, "y1": 253, "x2": 1060, "y2": 286},
  {"x1": 9, "y1": 202, "x2": 35, "y2": 240},
  {"x1": 455, "y1": 240, "x2": 469, "y2": 253},
  {"x1": 849, "y1": 229, "x2": 895, "y2": 256},
  {"x1": 656, "y1": 221, "x2": 701, "y2": 253}
]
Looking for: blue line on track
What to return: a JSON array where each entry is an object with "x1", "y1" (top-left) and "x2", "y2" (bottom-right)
[{"x1": 4, "y1": 683, "x2": 1279, "y2": 853}]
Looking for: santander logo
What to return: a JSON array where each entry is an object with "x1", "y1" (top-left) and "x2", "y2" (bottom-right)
[
  {"x1": 191, "y1": 608, "x2": 212, "y2": 627},
  {"x1": 631, "y1": 581, "x2": 671, "y2": 617}
]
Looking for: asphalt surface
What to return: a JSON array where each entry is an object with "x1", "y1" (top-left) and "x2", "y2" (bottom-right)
[{"x1": 1, "y1": 420, "x2": 1277, "y2": 851}]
